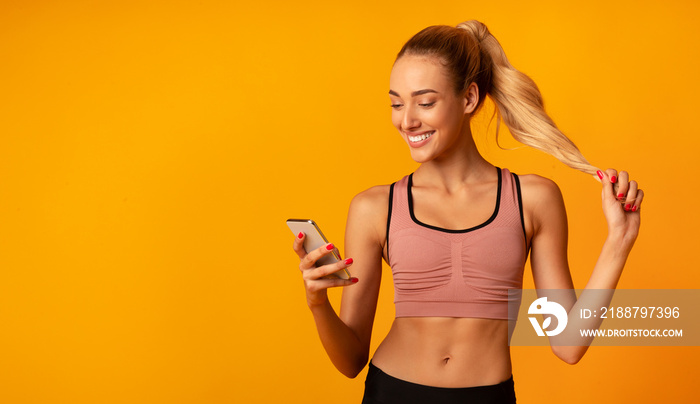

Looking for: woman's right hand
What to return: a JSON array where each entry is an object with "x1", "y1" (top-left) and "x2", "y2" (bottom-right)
[{"x1": 292, "y1": 232, "x2": 358, "y2": 308}]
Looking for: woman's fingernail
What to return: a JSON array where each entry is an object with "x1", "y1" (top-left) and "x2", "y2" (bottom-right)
[
  {"x1": 611, "y1": 176, "x2": 617, "y2": 183},
  {"x1": 297, "y1": 232, "x2": 304, "y2": 239},
  {"x1": 617, "y1": 193, "x2": 625, "y2": 199},
  {"x1": 624, "y1": 204, "x2": 631, "y2": 211},
  {"x1": 344, "y1": 258, "x2": 353, "y2": 265},
  {"x1": 350, "y1": 277, "x2": 359, "y2": 283},
  {"x1": 597, "y1": 170, "x2": 603, "y2": 180},
  {"x1": 326, "y1": 243, "x2": 334, "y2": 251},
  {"x1": 632, "y1": 206, "x2": 637, "y2": 212}
]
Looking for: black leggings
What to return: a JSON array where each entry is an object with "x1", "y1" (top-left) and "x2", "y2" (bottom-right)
[{"x1": 362, "y1": 362, "x2": 516, "y2": 404}]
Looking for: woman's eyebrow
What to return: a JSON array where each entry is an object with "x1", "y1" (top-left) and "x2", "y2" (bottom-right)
[{"x1": 389, "y1": 89, "x2": 439, "y2": 97}]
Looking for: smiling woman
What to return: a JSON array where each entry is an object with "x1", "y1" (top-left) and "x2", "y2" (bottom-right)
[
  {"x1": 3, "y1": 1, "x2": 699, "y2": 402},
  {"x1": 291, "y1": 20, "x2": 643, "y2": 404}
]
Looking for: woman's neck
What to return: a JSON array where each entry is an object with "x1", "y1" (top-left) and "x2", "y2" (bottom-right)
[{"x1": 414, "y1": 130, "x2": 495, "y2": 192}]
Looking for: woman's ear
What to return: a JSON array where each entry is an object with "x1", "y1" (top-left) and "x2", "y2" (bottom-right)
[{"x1": 463, "y1": 82, "x2": 479, "y2": 114}]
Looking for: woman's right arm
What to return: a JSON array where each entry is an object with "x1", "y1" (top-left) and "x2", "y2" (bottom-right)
[{"x1": 292, "y1": 186, "x2": 388, "y2": 378}]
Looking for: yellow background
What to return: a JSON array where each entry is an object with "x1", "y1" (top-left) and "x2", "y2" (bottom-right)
[{"x1": 1, "y1": 0, "x2": 698, "y2": 402}]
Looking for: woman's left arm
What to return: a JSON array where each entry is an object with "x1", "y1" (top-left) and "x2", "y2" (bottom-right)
[{"x1": 522, "y1": 169, "x2": 644, "y2": 364}]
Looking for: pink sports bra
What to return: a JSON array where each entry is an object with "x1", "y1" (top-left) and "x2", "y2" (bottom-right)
[{"x1": 386, "y1": 167, "x2": 528, "y2": 320}]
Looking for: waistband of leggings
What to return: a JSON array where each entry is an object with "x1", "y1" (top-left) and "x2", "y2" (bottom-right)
[{"x1": 368, "y1": 360, "x2": 514, "y2": 391}]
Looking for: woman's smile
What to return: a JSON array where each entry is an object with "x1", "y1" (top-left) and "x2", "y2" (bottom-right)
[{"x1": 407, "y1": 130, "x2": 435, "y2": 146}]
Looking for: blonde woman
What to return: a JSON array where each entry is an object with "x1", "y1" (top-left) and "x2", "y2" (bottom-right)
[{"x1": 292, "y1": 21, "x2": 643, "y2": 403}]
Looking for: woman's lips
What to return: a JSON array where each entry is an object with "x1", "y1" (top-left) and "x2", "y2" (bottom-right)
[{"x1": 407, "y1": 131, "x2": 434, "y2": 148}]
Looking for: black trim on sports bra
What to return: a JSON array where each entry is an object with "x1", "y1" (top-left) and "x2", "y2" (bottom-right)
[
  {"x1": 385, "y1": 182, "x2": 395, "y2": 264},
  {"x1": 407, "y1": 166, "x2": 502, "y2": 234},
  {"x1": 512, "y1": 173, "x2": 528, "y2": 250}
]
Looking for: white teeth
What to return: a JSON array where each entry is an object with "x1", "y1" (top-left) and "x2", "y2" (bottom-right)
[{"x1": 408, "y1": 132, "x2": 434, "y2": 142}]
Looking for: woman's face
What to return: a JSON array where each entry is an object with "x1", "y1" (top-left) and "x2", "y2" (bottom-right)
[{"x1": 389, "y1": 55, "x2": 472, "y2": 163}]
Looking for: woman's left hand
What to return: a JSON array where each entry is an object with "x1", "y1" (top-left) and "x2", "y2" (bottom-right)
[{"x1": 596, "y1": 168, "x2": 644, "y2": 247}]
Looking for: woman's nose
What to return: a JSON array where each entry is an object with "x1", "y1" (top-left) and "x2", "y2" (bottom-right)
[{"x1": 401, "y1": 105, "x2": 420, "y2": 130}]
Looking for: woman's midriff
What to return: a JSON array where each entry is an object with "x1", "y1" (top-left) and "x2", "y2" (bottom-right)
[{"x1": 371, "y1": 317, "x2": 512, "y2": 388}]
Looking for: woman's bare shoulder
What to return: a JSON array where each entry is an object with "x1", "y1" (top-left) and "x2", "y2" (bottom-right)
[
  {"x1": 516, "y1": 173, "x2": 564, "y2": 206},
  {"x1": 349, "y1": 184, "x2": 392, "y2": 223},
  {"x1": 351, "y1": 184, "x2": 392, "y2": 210},
  {"x1": 516, "y1": 173, "x2": 567, "y2": 236},
  {"x1": 346, "y1": 184, "x2": 393, "y2": 242}
]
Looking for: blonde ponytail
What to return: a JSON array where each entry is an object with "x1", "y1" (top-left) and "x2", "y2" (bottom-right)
[
  {"x1": 398, "y1": 21, "x2": 599, "y2": 175},
  {"x1": 457, "y1": 20, "x2": 598, "y2": 175}
]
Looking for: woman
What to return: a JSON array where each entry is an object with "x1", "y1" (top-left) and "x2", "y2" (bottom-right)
[{"x1": 292, "y1": 20, "x2": 643, "y2": 403}]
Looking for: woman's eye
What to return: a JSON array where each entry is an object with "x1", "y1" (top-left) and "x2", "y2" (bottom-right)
[
  {"x1": 419, "y1": 102, "x2": 435, "y2": 107},
  {"x1": 390, "y1": 104, "x2": 403, "y2": 109}
]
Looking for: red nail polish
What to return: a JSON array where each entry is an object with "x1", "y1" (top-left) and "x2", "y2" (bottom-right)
[
  {"x1": 597, "y1": 170, "x2": 603, "y2": 180},
  {"x1": 344, "y1": 258, "x2": 353, "y2": 265},
  {"x1": 611, "y1": 176, "x2": 617, "y2": 183},
  {"x1": 625, "y1": 204, "x2": 631, "y2": 211},
  {"x1": 617, "y1": 193, "x2": 625, "y2": 199},
  {"x1": 297, "y1": 232, "x2": 303, "y2": 239},
  {"x1": 632, "y1": 206, "x2": 637, "y2": 212},
  {"x1": 326, "y1": 243, "x2": 334, "y2": 251},
  {"x1": 351, "y1": 278, "x2": 359, "y2": 283}
]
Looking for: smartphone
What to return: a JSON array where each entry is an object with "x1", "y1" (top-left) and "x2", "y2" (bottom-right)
[{"x1": 286, "y1": 219, "x2": 350, "y2": 280}]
